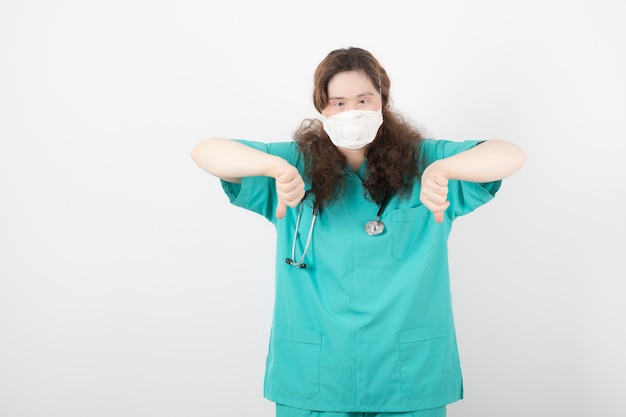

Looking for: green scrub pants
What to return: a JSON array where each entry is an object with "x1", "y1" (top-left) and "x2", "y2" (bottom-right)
[{"x1": 276, "y1": 404, "x2": 446, "y2": 417}]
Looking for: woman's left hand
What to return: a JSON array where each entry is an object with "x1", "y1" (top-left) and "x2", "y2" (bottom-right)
[{"x1": 420, "y1": 161, "x2": 450, "y2": 224}]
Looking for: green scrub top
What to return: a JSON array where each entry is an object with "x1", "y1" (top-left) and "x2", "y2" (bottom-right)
[{"x1": 221, "y1": 139, "x2": 501, "y2": 413}]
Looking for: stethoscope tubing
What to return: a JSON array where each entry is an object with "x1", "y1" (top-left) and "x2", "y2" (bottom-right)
[{"x1": 286, "y1": 191, "x2": 317, "y2": 269}]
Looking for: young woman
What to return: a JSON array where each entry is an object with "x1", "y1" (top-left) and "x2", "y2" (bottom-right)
[{"x1": 191, "y1": 47, "x2": 526, "y2": 417}]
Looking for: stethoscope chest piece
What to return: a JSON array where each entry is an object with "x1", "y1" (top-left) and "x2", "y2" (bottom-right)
[
  {"x1": 365, "y1": 219, "x2": 385, "y2": 236},
  {"x1": 364, "y1": 191, "x2": 391, "y2": 236}
]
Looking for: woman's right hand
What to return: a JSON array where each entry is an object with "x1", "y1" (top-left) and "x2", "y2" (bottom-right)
[
  {"x1": 271, "y1": 159, "x2": 305, "y2": 219},
  {"x1": 191, "y1": 138, "x2": 305, "y2": 219}
]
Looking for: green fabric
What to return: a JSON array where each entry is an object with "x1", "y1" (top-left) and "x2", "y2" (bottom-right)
[
  {"x1": 276, "y1": 402, "x2": 446, "y2": 416},
  {"x1": 220, "y1": 139, "x2": 500, "y2": 412}
]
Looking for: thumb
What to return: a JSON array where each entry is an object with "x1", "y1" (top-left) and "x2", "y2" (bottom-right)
[
  {"x1": 276, "y1": 200, "x2": 287, "y2": 219},
  {"x1": 434, "y1": 211, "x2": 444, "y2": 224}
]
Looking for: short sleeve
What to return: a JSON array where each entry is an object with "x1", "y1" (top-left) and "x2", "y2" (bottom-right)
[
  {"x1": 420, "y1": 139, "x2": 502, "y2": 219},
  {"x1": 219, "y1": 140, "x2": 303, "y2": 223}
]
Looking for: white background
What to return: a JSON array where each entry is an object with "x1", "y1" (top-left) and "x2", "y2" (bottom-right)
[{"x1": 1, "y1": 1, "x2": 625, "y2": 416}]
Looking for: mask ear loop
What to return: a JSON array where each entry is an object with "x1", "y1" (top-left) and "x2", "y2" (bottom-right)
[{"x1": 377, "y1": 74, "x2": 383, "y2": 113}]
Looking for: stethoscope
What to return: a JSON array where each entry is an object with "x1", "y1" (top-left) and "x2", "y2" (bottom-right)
[
  {"x1": 285, "y1": 191, "x2": 318, "y2": 269},
  {"x1": 285, "y1": 190, "x2": 391, "y2": 269}
]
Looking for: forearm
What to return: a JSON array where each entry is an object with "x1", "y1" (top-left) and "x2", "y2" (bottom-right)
[
  {"x1": 190, "y1": 137, "x2": 282, "y2": 183},
  {"x1": 436, "y1": 140, "x2": 527, "y2": 183}
]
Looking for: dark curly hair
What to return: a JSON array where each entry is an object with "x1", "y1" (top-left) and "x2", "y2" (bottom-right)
[{"x1": 294, "y1": 47, "x2": 425, "y2": 208}]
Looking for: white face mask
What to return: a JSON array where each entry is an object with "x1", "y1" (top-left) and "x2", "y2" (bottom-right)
[{"x1": 322, "y1": 108, "x2": 383, "y2": 150}]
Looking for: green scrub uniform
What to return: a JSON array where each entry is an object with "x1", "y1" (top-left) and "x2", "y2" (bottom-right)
[{"x1": 221, "y1": 139, "x2": 501, "y2": 413}]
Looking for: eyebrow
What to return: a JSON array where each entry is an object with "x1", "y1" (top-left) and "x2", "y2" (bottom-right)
[{"x1": 328, "y1": 92, "x2": 376, "y2": 101}]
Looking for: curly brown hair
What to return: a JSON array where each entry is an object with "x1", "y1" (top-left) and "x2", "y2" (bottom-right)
[{"x1": 294, "y1": 47, "x2": 425, "y2": 208}]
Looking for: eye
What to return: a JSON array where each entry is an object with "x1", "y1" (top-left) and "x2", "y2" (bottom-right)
[
  {"x1": 359, "y1": 98, "x2": 369, "y2": 104},
  {"x1": 334, "y1": 101, "x2": 345, "y2": 107}
]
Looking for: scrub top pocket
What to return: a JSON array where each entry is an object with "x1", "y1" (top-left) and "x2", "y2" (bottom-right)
[
  {"x1": 398, "y1": 324, "x2": 451, "y2": 400},
  {"x1": 390, "y1": 206, "x2": 435, "y2": 262},
  {"x1": 267, "y1": 326, "x2": 322, "y2": 400}
]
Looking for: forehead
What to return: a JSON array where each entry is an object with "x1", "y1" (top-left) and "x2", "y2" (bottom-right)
[{"x1": 327, "y1": 71, "x2": 377, "y2": 98}]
